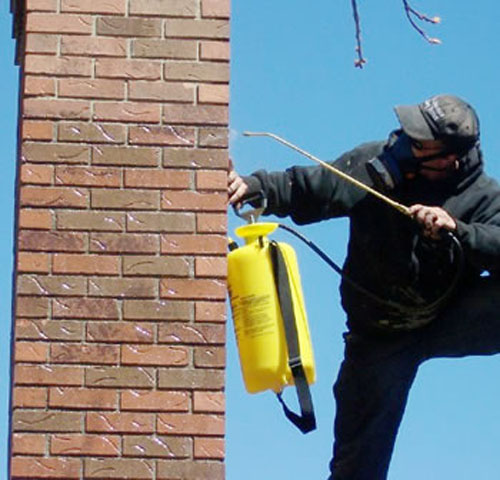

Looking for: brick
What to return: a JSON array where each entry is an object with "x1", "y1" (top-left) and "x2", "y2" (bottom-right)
[
  {"x1": 93, "y1": 146, "x2": 160, "y2": 166},
  {"x1": 195, "y1": 301, "x2": 225, "y2": 323},
  {"x1": 123, "y1": 299, "x2": 192, "y2": 321},
  {"x1": 87, "y1": 322, "x2": 155, "y2": 344},
  {"x1": 22, "y1": 143, "x2": 89, "y2": 164},
  {"x1": 128, "y1": 81, "x2": 195, "y2": 103},
  {"x1": 126, "y1": 212, "x2": 195, "y2": 233},
  {"x1": 196, "y1": 170, "x2": 226, "y2": 190},
  {"x1": 16, "y1": 320, "x2": 84, "y2": 342},
  {"x1": 57, "y1": 123, "x2": 126, "y2": 144},
  {"x1": 53, "y1": 254, "x2": 120, "y2": 275},
  {"x1": 196, "y1": 213, "x2": 227, "y2": 233},
  {"x1": 91, "y1": 189, "x2": 160, "y2": 210},
  {"x1": 161, "y1": 191, "x2": 226, "y2": 212},
  {"x1": 22, "y1": 122, "x2": 54, "y2": 142},
  {"x1": 130, "y1": 0, "x2": 196, "y2": 17},
  {"x1": 85, "y1": 367, "x2": 155, "y2": 389},
  {"x1": 129, "y1": 126, "x2": 195, "y2": 147},
  {"x1": 193, "y1": 392, "x2": 225, "y2": 413},
  {"x1": 12, "y1": 433, "x2": 46, "y2": 455},
  {"x1": 17, "y1": 252, "x2": 50, "y2": 273},
  {"x1": 161, "y1": 233, "x2": 226, "y2": 255},
  {"x1": 160, "y1": 278, "x2": 226, "y2": 300},
  {"x1": 165, "y1": 19, "x2": 229, "y2": 39},
  {"x1": 123, "y1": 435, "x2": 191, "y2": 459},
  {"x1": 93, "y1": 102, "x2": 161, "y2": 123},
  {"x1": 61, "y1": 35, "x2": 127, "y2": 57},
  {"x1": 198, "y1": 127, "x2": 229, "y2": 148},
  {"x1": 25, "y1": 54, "x2": 92, "y2": 77},
  {"x1": 157, "y1": 413, "x2": 224, "y2": 436},
  {"x1": 201, "y1": 0, "x2": 230, "y2": 18},
  {"x1": 195, "y1": 256, "x2": 226, "y2": 277},
  {"x1": 164, "y1": 62, "x2": 229, "y2": 82},
  {"x1": 86, "y1": 412, "x2": 155, "y2": 433},
  {"x1": 19, "y1": 209, "x2": 52, "y2": 229},
  {"x1": 15, "y1": 342, "x2": 49, "y2": 363},
  {"x1": 132, "y1": 39, "x2": 197, "y2": 60},
  {"x1": 59, "y1": 78, "x2": 125, "y2": 100},
  {"x1": 158, "y1": 323, "x2": 225, "y2": 345},
  {"x1": 124, "y1": 169, "x2": 190, "y2": 189},
  {"x1": 24, "y1": 99, "x2": 91, "y2": 121},
  {"x1": 158, "y1": 369, "x2": 224, "y2": 390},
  {"x1": 123, "y1": 255, "x2": 190, "y2": 277},
  {"x1": 25, "y1": 33, "x2": 58, "y2": 54},
  {"x1": 198, "y1": 84, "x2": 229, "y2": 104},
  {"x1": 51, "y1": 434, "x2": 120, "y2": 456},
  {"x1": 194, "y1": 346, "x2": 225, "y2": 368},
  {"x1": 121, "y1": 345, "x2": 189, "y2": 366},
  {"x1": 88, "y1": 277, "x2": 157, "y2": 298},
  {"x1": 13, "y1": 410, "x2": 82, "y2": 432},
  {"x1": 25, "y1": 76, "x2": 56, "y2": 97},
  {"x1": 11, "y1": 457, "x2": 81, "y2": 479},
  {"x1": 96, "y1": 17, "x2": 161, "y2": 37},
  {"x1": 95, "y1": 59, "x2": 162, "y2": 80},
  {"x1": 163, "y1": 148, "x2": 228, "y2": 169},
  {"x1": 27, "y1": 0, "x2": 57, "y2": 12},
  {"x1": 200, "y1": 40, "x2": 230, "y2": 62},
  {"x1": 61, "y1": 0, "x2": 126, "y2": 14},
  {"x1": 16, "y1": 296, "x2": 50, "y2": 318},
  {"x1": 157, "y1": 460, "x2": 224, "y2": 480},
  {"x1": 90, "y1": 233, "x2": 159, "y2": 254},
  {"x1": 19, "y1": 231, "x2": 86, "y2": 252},
  {"x1": 17, "y1": 275, "x2": 86, "y2": 296},
  {"x1": 57, "y1": 211, "x2": 125, "y2": 231},
  {"x1": 121, "y1": 390, "x2": 189, "y2": 412},
  {"x1": 20, "y1": 186, "x2": 88, "y2": 208},
  {"x1": 49, "y1": 387, "x2": 117, "y2": 409},
  {"x1": 13, "y1": 387, "x2": 48, "y2": 408},
  {"x1": 50, "y1": 343, "x2": 120, "y2": 364},
  {"x1": 52, "y1": 297, "x2": 119, "y2": 319},
  {"x1": 194, "y1": 437, "x2": 224, "y2": 459},
  {"x1": 84, "y1": 458, "x2": 155, "y2": 479},
  {"x1": 163, "y1": 104, "x2": 228, "y2": 125},
  {"x1": 26, "y1": 13, "x2": 93, "y2": 34}
]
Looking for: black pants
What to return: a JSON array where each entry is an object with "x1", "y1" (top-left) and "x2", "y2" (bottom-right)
[{"x1": 328, "y1": 276, "x2": 500, "y2": 480}]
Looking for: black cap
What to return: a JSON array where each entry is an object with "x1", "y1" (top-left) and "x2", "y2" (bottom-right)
[{"x1": 394, "y1": 94, "x2": 479, "y2": 152}]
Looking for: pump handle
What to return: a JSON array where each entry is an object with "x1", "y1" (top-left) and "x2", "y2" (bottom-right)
[{"x1": 232, "y1": 190, "x2": 268, "y2": 223}]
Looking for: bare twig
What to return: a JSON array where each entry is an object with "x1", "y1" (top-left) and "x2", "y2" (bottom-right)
[{"x1": 351, "y1": 0, "x2": 367, "y2": 68}]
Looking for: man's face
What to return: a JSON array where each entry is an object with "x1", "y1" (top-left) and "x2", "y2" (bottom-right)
[{"x1": 409, "y1": 138, "x2": 460, "y2": 181}]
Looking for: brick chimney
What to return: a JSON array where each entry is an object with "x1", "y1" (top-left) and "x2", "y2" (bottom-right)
[{"x1": 9, "y1": 1, "x2": 229, "y2": 478}]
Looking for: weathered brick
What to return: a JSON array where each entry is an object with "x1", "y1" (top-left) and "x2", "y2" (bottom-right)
[
  {"x1": 20, "y1": 186, "x2": 88, "y2": 208},
  {"x1": 164, "y1": 62, "x2": 229, "y2": 82},
  {"x1": 156, "y1": 460, "x2": 224, "y2": 480},
  {"x1": 95, "y1": 58, "x2": 162, "y2": 80},
  {"x1": 121, "y1": 345, "x2": 189, "y2": 366},
  {"x1": 52, "y1": 297, "x2": 119, "y2": 319},
  {"x1": 19, "y1": 209, "x2": 52, "y2": 230},
  {"x1": 196, "y1": 170, "x2": 227, "y2": 190},
  {"x1": 194, "y1": 346, "x2": 226, "y2": 368},
  {"x1": 25, "y1": 33, "x2": 58, "y2": 54},
  {"x1": 53, "y1": 254, "x2": 120, "y2": 275},
  {"x1": 11, "y1": 457, "x2": 81, "y2": 479},
  {"x1": 198, "y1": 84, "x2": 230, "y2": 104},
  {"x1": 84, "y1": 458, "x2": 155, "y2": 479},
  {"x1": 17, "y1": 252, "x2": 50, "y2": 273},
  {"x1": 22, "y1": 121, "x2": 54, "y2": 142},
  {"x1": 130, "y1": 0, "x2": 196, "y2": 17},
  {"x1": 86, "y1": 322, "x2": 155, "y2": 344},
  {"x1": 57, "y1": 211, "x2": 125, "y2": 231},
  {"x1": 163, "y1": 104, "x2": 228, "y2": 125},
  {"x1": 12, "y1": 433, "x2": 46, "y2": 455},
  {"x1": 158, "y1": 323, "x2": 225, "y2": 345},
  {"x1": 24, "y1": 99, "x2": 91, "y2": 121},
  {"x1": 92, "y1": 146, "x2": 160, "y2": 167},
  {"x1": 158, "y1": 369, "x2": 224, "y2": 390},
  {"x1": 126, "y1": 212, "x2": 195, "y2": 233},
  {"x1": 196, "y1": 213, "x2": 227, "y2": 233},
  {"x1": 195, "y1": 301, "x2": 226, "y2": 323},
  {"x1": 198, "y1": 127, "x2": 229, "y2": 148},
  {"x1": 90, "y1": 233, "x2": 159, "y2": 254},
  {"x1": 194, "y1": 437, "x2": 224, "y2": 459},
  {"x1": 123, "y1": 435, "x2": 191, "y2": 459},
  {"x1": 201, "y1": 0, "x2": 230, "y2": 18},
  {"x1": 93, "y1": 102, "x2": 161, "y2": 123},
  {"x1": 59, "y1": 78, "x2": 125, "y2": 100},
  {"x1": 16, "y1": 320, "x2": 84, "y2": 342},
  {"x1": 96, "y1": 17, "x2": 161, "y2": 37},
  {"x1": 157, "y1": 413, "x2": 224, "y2": 436},
  {"x1": 160, "y1": 278, "x2": 226, "y2": 300},
  {"x1": 19, "y1": 231, "x2": 86, "y2": 252},
  {"x1": 195, "y1": 256, "x2": 226, "y2": 277},
  {"x1": 17, "y1": 275, "x2": 87, "y2": 297},
  {"x1": 129, "y1": 126, "x2": 195, "y2": 147},
  {"x1": 51, "y1": 434, "x2": 120, "y2": 456},
  {"x1": 25, "y1": 54, "x2": 92, "y2": 77},
  {"x1": 200, "y1": 40, "x2": 230, "y2": 61},
  {"x1": 128, "y1": 82, "x2": 195, "y2": 103},
  {"x1": 85, "y1": 367, "x2": 155, "y2": 389},
  {"x1": 61, "y1": 0, "x2": 126, "y2": 14},
  {"x1": 15, "y1": 341, "x2": 49, "y2": 363},
  {"x1": 161, "y1": 233, "x2": 226, "y2": 255},
  {"x1": 165, "y1": 19, "x2": 229, "y2": 39},
  {"x1": 123, "y1": 299, "x2": 192, "y2": 321},
  {"x1": 22, "y1": 142, "x2": 89, "y2": 164},
  {"x1": 124, "y1": 169, "x2": 191, "y2": 189},
  {"x1": 161, "y1": 191, "x2": 226, "y2": 212},
  {"x1": 132, "y1": 38, "x2": 197, "y2": 60},
  {"x1": 121, "y1": 390, "x2": 189, "y2": 412},
  {"x1": 91, "y1": 189, "x2": 160, "y2": 210},
  {"x1": 13, "y1": 387, "x2": 48, "y2": 408},
  {"x1": 16, "y1": 296, "x2": 50, "y2": 318},
  {"x1": 88, "y1": 277, "x2": 157, "y2": 298},
  {"x1": 27, "y1": 0, "x2": 57, "y2": 13},
  {"x1": 26, "y1": 13, "x2": 93, "y2": 34},
  {"x1": 123, "y1": 255, "x2": 190, "y2": 277},
  {"x1": 163, "y1": 148, "x2": 228, "y2": 169},
  {"x1": 50, "y1": 343, "x2": 120, "y2": 364},
  {"x1": 49, "y1": 387, "x2": 117, "y2": 409},
  {"x1": 13, "y1": 410, "x2": 82, "y2": 432},
  {"x1": 61, "y1": 35, "x2": 127, "y2": 57},
  {"x1": 86, "y1": 412, "x2": 154, "y2": 433},
  {"x1": 57, "y1": 123, "x2": 126, "y2": 144}
]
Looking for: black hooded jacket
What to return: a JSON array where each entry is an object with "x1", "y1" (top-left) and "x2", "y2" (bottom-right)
[{"x1": 243, "y1": 139, "x2": 500, "y2": 334}]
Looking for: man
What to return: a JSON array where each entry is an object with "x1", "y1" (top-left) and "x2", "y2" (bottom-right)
[{"x1": 228, "y1": 94, "x2": 500, "y2": 479}]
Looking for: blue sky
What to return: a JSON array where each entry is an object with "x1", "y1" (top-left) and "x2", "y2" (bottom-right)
[{"x1": 2, "y1": 1, "x2": 500, "y2": 479}]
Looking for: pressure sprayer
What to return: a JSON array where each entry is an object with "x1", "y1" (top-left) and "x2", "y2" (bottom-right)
[{"x1": 227, "y1": 132, "x2": 464, "y2": 434}]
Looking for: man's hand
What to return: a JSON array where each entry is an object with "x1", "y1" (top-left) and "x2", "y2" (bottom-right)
[
  {"x1": 228, "y1": 158, "x2": 249, "y2": 207},
  {"x1": 408, "y1": 204, "x2": 457, "y2": 240}
]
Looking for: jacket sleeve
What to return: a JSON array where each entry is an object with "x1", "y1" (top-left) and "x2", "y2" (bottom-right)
[{"x1": 244, "y1": 141, "x2": 383, "y2": 225}]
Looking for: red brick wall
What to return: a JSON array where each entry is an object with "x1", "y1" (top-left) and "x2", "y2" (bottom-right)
[{"x1": 10, "y1": 1, "x2": 229, "y2": 478}]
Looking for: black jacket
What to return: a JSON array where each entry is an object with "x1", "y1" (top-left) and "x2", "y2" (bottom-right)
[{"x1": 244, "y1": 139, "x2": 500, "y2": 333}]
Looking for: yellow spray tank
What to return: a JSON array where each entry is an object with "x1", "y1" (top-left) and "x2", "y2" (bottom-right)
[{"x1": 227, "y1": 210, "x2": 316, "y2": 432}]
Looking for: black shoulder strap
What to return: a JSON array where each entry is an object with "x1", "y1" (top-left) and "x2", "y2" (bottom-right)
[{"x1": 269, "y1": 240, "x2": 316, "y2": 434}]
